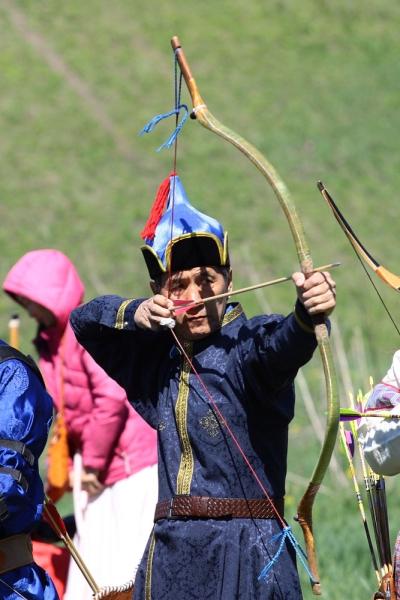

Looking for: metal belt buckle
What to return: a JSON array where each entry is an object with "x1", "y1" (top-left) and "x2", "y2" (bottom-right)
[{"x1": 167, "y1": 495, "x2": 189, "y2": 521}]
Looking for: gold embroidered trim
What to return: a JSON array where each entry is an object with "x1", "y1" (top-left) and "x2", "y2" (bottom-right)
[
  {"x1": 175, "y1": 339, "x2": 194, "y2": 495},
  {"x1": 115, "y1": 299, "x2": 135, "y2": 330},
  {"x1": 145, "y1": 530, "x2": 156, "y2": 600},
  {"x1": 221, "y1": 303, "x2": 243, "y2": 327},
  {"x1": 293, "y1": 306, "x2": 315, "y2": 334}
]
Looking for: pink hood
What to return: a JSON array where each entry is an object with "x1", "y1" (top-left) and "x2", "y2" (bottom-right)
[{"x1": 3, "y1": 249, "x2": 84, "y2": 332}]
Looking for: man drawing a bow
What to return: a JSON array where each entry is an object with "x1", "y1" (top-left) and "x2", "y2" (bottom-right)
[{"x1": 70, "y1": 173, "x2": 336, "y2": 599}]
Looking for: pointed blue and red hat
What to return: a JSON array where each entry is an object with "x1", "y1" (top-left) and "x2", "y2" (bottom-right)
[{"x1": 141, "y1": 173, "x2": 229, "y2": 279}]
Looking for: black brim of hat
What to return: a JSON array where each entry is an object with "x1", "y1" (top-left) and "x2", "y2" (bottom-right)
[{"x1": 142, "y1": 237, "x2": 230, "y2": 280}]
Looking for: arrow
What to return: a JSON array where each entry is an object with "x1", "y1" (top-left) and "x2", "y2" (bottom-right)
[
  {"x1": 43, "y1": 496, "x2": 100, "y2": 594},
  {"x1": 318, "y1": 181, "x2": 400, "y2": 291},
  {"x1": 339, "y1": 422, "x2": 381, "y2": 586},
  {"x1": 170, "y1": 262, "x2": 340, "y2": 315},
  {"x1": 339, "y1": 407, "x2": 400, "y2": 421},
  {"x1": 318, "y1": 181, "x2": 400, "y2": 337}
]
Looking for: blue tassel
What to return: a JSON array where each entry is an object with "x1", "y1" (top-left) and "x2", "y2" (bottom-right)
[
  {"x1": 138, "y1": 47, "x2": 188, "y2": 151},
  {"x1": 138, "y1": 104, "x2": 188, "y2": 151},
  {"x1": 258, "y1": 525, "x2": 317, "y2": 584}
]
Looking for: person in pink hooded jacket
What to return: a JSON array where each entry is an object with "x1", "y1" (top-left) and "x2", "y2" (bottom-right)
[{"x1": 3, "y1": 249, "x2": 158, "y2": 599}]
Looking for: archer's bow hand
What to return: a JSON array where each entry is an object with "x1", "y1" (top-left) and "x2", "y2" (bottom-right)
[
  {"x1": 292, "y1": 271, "x2": 336, "y2": 317},
  {"x1": 134, "y1": 295, "x2": 176, "y2": 331}
]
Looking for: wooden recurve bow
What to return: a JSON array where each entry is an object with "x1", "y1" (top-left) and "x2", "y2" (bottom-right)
[{"x1": 171, "y1": 36, "x2": 339, "y2": 595}]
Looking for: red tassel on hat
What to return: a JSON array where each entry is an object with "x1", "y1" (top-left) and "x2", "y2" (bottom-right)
[{"x1": 140, "y1": 172, "x2": 177, "y2": 240}]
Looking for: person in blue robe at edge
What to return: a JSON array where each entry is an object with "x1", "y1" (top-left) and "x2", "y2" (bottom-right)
[
  {"x1": 0, "y1": 340, "x2": 59, "y2": 600},
  {"x1": 69, "y1": 174, "x2": 337, "y2": 600}
]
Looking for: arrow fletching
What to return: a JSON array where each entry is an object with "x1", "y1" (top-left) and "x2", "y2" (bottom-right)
[{"x1": 43, "y1": 496, "x2": 67, "y2": 538}]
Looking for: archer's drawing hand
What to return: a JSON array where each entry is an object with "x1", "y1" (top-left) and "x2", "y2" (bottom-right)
[
  {"x1": 134, "y1": 295, "x2": 176, "y2": 331},
  {"x1": 292, "y1": 271, "x2": 336, "y2": 317}
]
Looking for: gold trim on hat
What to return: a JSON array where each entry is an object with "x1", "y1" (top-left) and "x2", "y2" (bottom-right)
[
  {"x1": 141, "y1": 231, "x2": 229, "y2": 276},
  {"x1": 165, "y1": 232, "x2": 229, "y2": 272},
  {"x1": 140, "y1": 244, "x2": 167, "y2": 275}
]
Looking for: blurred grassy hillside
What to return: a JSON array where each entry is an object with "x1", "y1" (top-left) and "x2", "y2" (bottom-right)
[
  {"x1": 1, "y1": 0, "x2": 400, "y2": 597},
  {"x1": 1, "y1": 0, "x2": 400, "y2": 366}
]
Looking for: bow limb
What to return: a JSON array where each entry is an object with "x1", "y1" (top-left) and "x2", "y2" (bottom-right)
[
  {"x1": 171, "y1": 37, "x2": 339, "y2": 595},
  {"x1": 318, "y1": 181, "x2": 400, "y2": 291}
]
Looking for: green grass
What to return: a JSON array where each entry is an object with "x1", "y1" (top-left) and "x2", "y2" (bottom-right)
[{"x1": 2, "y1": 0, "x2": 400, "y2": 596}]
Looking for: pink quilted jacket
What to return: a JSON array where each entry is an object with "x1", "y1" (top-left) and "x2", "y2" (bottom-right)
[{"x1": 3, "y1": 249, "x2": 157, "y2": 485}]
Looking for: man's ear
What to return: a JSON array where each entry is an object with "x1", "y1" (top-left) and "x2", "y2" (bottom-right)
[{"x1": 227, "y1": 268, "x2": 233, "y2": 293}]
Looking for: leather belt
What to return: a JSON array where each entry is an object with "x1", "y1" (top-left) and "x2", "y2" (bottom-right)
[
  {"x1": 0, "y1": 534, "x2": 34, "y2": 575},
  {"x1": 154, "y1": 496, "x2": 284, "y2": 522}
]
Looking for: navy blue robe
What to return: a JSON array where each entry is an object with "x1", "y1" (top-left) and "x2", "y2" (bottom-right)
[{"x1": 71, "y1": 298, "x2": 323, "y2": 599}]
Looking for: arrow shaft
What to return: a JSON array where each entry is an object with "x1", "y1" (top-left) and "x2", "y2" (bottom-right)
[
  {"x1": 43, "y1": 500, "x2": 100, "y2": 594},
  {"x1": 171, "y1": 262, "x2": 340, "y2": 313},
  {"x1": 340, "y1": 423, "x2": 381, "y2": 585}
]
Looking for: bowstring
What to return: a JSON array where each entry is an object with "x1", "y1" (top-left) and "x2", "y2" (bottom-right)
[
  {"x1": 350, "y1": 242, "x2": 400, "y2": 336},
  {"x1": 167, "y1": 50, "x2": 181, "y2": 298},
  {"x1": 0, "y1": 578, "x2": 28, "y2": 599},
  {"x1": 159, "y1": 51, "x2": 321, "y2": 582},
  {"x1": 169, "y1": 331, "x2": 314, "y2": 581},
  {"x1": 169, "y1": 328, "x2": 286, "y2": 526},
  {"x1": 166, "y1": 51, "x2": 285, "y2": 526}
]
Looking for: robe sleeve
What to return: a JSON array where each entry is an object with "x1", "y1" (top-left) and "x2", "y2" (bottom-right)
[
  {"x1": 70, "y1": 295, "x2": 163, "y2": 426},
  {"x1": 240, "y1": 299, "x2": 325, "y2": 398},
  {"x1": 0, "y1": 359, "x2": 51, "y2": 535}
]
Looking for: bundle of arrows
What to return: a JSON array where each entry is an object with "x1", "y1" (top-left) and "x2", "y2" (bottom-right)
[{"x1": 339, "y1": 388, "x2": 394, "y2": 599}]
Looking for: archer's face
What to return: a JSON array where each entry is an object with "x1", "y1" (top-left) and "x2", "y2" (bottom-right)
[{"x1": 156, "y1": 265, "x2": 232, "y2": 341}]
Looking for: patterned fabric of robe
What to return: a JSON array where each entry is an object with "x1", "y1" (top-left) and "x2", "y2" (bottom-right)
[
  {"x1": 0, "y1": 340, "x2": 59, "y2": 600},
  {"x1": 70, "y1": 297, "x2": 324, "y2": 600}
]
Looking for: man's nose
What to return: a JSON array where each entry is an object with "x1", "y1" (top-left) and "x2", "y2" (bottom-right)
[{"x1": 184, "y1": 283, "x2": 203, "y2": 302}]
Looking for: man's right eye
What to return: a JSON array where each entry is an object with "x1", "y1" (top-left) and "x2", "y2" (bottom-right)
[{"x1": 170, "y1": 284, "x2": 184, "y2": 293}]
